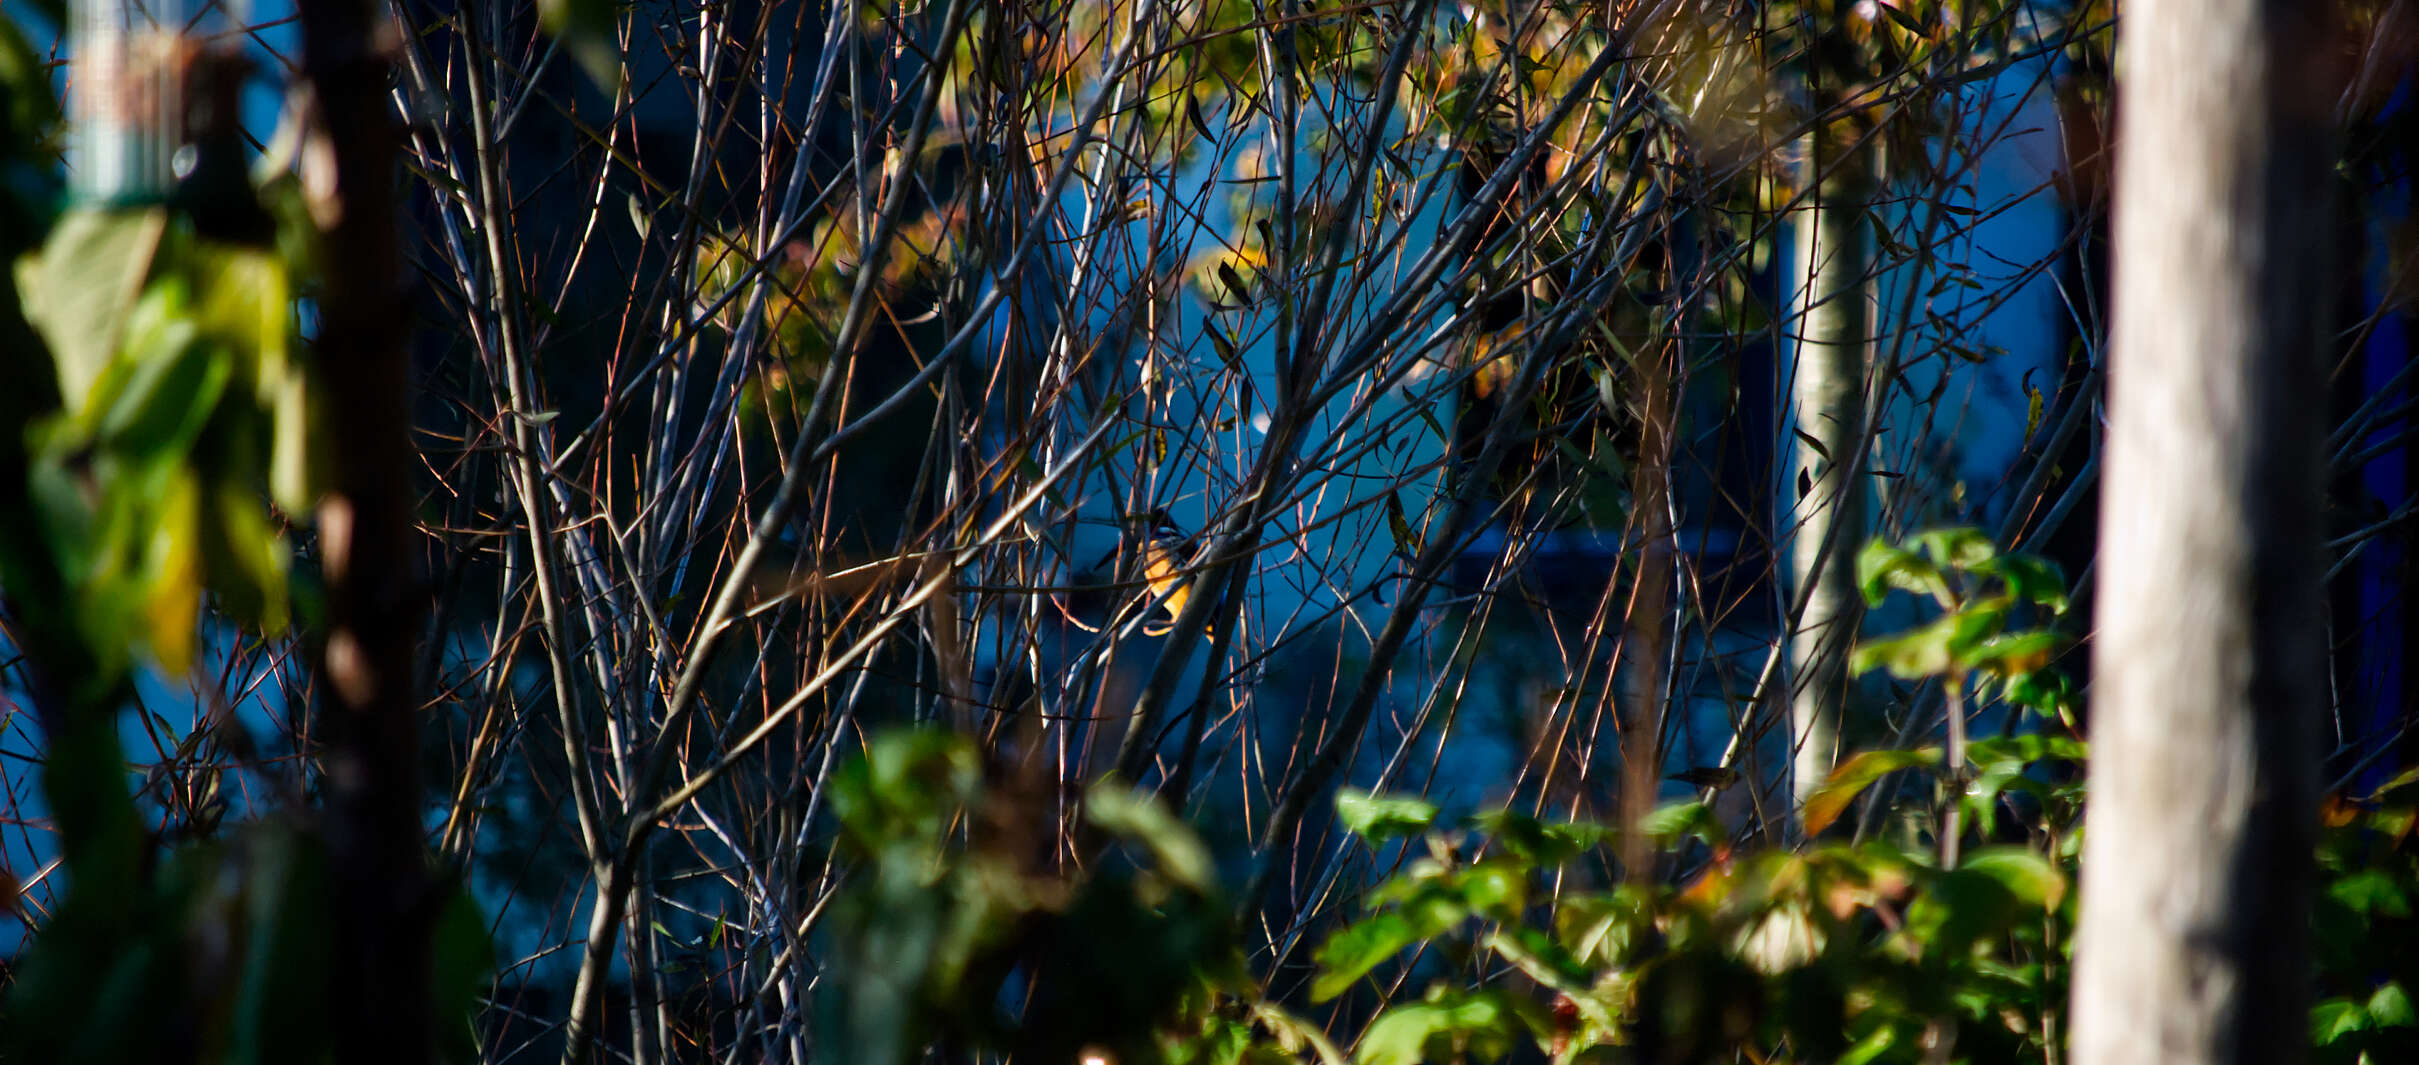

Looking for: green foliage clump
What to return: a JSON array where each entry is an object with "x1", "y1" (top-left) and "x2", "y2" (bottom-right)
[
  {"x1": 1308, "y1": 778, "x2": 2076, "y2": 1065},
  {"x1": 2310, "y1": 767, "x2": 2419, "y2": 1065},
  {"x1": 0, "y1": 41, "x2": 494, "y2": 1064},
  {"x1": 821, "y1": 730, "x2": 1236, "y2": 1065}
]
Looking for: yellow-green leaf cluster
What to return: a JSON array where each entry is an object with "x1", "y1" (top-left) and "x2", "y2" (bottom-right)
[{"x1": 15, "y1": 207, "x2": 319, "y2": 676}]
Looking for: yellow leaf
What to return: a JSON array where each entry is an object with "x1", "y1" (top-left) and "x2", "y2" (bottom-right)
[{"x1": 143, "y1": 470, "x2": 204, "y2": 673}]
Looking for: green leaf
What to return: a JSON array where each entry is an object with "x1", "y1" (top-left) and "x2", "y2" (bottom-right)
[
  {"x1": 1639, "y1": 799, "x2": 1724, "y2": 845},
  {"x1": 1481, "y1": 925, "x2": 1591, "y2": 992},
  {"x1": 1553, "y1": 888, "x2": 1651, "y2": 968},
  {"x1": 2313, "y1": 997, "x2": 2368, "y2": 1045},
  {"x1": 1957, "y1": 847, "x2": 2067, "y2": 909},
  {"x1": 1947, "y1": 600, "x2": 2012, "y2": 657},
  {"x1": 1086, "y1": 784, "x2": 1217, "y2": 894},
  {"x1": 2327, "y1": 869, "x2": 2412, "y2": 920},
  {"x1": 1802, "y1": 748, "x2": 1940, "y2": 836},
  {"x1": 190, "y1": 240, "x2": 291, "y2": 362},
  {"x1": 1336, "y1": 789, "x2": 1439, "y2": 842},
  {"x1": 1963, "y1": 758, "x2": 2039, "y2": 839},
  {"x1": 2363, "y1": 764, "x2": 2419, "y2": 805},
  {"x1": 1835, "y1": 1021, "x2": 1899, "y2": 1065},
  {"x1": 1217, "y1": 260, "x2": 1252, "y2": 303},
  {"x1": 1365, "y1": 860, "x2": 1461, "y2": 923},
  {"x1": 1209, "y1": 326, "x2": 1248, "y2": 367},
  {"x1": 1468, "y1": 809, "x2": 1608, "y2": 865},
  {"x1": 1962, "y1": 629, "x2": 2061, "y2": 676},
  {"x1": 820, "y1": 862, "x2": 950, "y2": 1065},
  {"x1": 1974, "y1": 553, "x2": 2070, "y2": 613},
  {"x1": 538, "y1": 0, "x2": 625, "y2": 90},
  {"x1": 1355, "y1": 990, "x2": 1535, "y2": 1065},
  {"x1": 139, "y1": 467, "x2": 206, "y2": 673},
  {"x1": 1250, "y1": 1002, "x2": 1348, "y2": 1065},
  {"x1": 2370, "y1": 982, "x2": 2417, "y2": 1029},
  {"x1": 1184, "y1": 91, "x2": 1218, "y2": 144},
  {"x1": 199, "y1": 475, "x2": 291, "y2": 634},
  {"x1": 1310, "y1": 911, "x2": 1423, "y2": 1002},
  {"x1": 625, "y1": 192, "x2": 650, "y2": 242},
  {"x1": 1901, "y1": 849, "x2": 2065, "y2": 960},
  {"x1": 1852, "y1": 606, "x2": 1998, "y2": 680},
  {"x1": 1914, "y1": 526, "x2": 1998, "y2": 571},
  {"x1": 92, "y1": 307, "x2": 230, "y2": 458},
  {"x1": 829, "y1": 729, "x2": 982, "y2": 848},
  {"x1": 1173, "y1": 1017, "x2": 1252, "y2": 1065},
  {"x1": 224, "y1": 828, "x2": 337, "y2": 1065},
  {"x1": 15, "y1": 207, "x2": 168, "y2": 407},
  {"x1": 1855, "y1": 538, "x2": 1948, "y2": 608},
  {"x1": 1964, "y1": 733, "x2": 2088, "y2": 771},
  {"x1": 1451, "y1": 859, "x2": 1526, "y2": 921},
  {"x1": 2003, "y1": 668, "x2": 2075, "y2": 715}
]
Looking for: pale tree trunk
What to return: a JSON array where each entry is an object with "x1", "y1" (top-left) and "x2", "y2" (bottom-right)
[
  {"x1": 2070, "y1": 2, "x2": 2340, "y2": 1063},
  {"x1": 1784, "y1": 129, "x2": 1870, "y2": 815}
]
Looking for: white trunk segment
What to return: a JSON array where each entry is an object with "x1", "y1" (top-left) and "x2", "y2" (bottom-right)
[
  {"x1": 1785, "y1": 142, "x2": 1870, "y2": 815},
  {"x1": 2070, "y1": 2, "x2": 2337, "y2": 1063}
]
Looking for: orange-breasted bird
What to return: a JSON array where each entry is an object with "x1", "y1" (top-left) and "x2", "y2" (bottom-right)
[
  {"x1": 1055, "y1": 507, "x2": 1200, "y2": 636},
  {"x1": 1131, "y1": 507, "x2": 1198, "y2": 636}
]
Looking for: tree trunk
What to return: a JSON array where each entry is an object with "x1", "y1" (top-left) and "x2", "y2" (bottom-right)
[
  {"x1": 2069, "y1": 2, "x2": 2340, "y2": 1063},
  {"x1": 1784, "y1": 128, "x2": 1869, "y2": 816},
  {"x1": 296, "y1": 3, "x2": 431, "y2": 1063}
]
